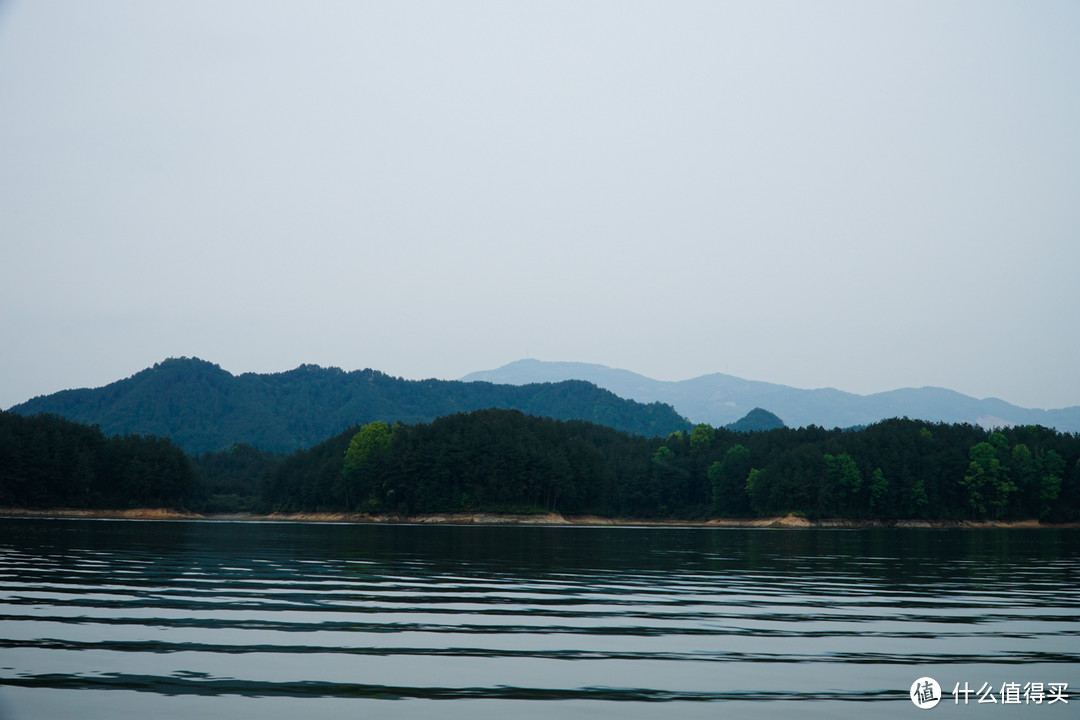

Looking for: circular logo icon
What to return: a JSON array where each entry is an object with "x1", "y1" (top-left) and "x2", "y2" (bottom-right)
[{"x1": 910, "y1": 677, "x2": 942, "y2": 709}]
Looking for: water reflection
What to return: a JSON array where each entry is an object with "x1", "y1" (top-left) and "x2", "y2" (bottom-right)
[{"x1": 0, "y1": 520, "x2": 1076, "y2": 718}]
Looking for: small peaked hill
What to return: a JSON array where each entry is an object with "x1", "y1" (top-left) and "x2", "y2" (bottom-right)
[
  {"x1": 7, "y1": 357, "x2": 692, "y2": 454},
  {"x1": 725, "y1": 408, "x2": 786, "y2": 432}
]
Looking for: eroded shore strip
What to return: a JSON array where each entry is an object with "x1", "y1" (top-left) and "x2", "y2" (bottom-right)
[{"x1": 0, "y1": 507, "x2": 1076, "y2": 528}]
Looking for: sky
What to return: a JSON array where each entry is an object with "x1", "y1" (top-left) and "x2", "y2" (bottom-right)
[{"x1": 2, "y1": 0, "x2": 1079, "y2": 412}]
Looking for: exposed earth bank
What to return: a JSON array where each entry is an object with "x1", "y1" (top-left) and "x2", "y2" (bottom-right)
[{"x1": 1, "y1": 508, "x2": 1076, "y2": 528}]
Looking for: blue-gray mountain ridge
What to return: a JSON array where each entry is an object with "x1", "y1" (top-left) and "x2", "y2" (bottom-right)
[{"x1": 462, "y1": 360, "x2": 1080, "y2": 434}]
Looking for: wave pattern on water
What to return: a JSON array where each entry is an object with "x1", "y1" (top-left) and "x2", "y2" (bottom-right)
[{"x1": 0, "y1": 521, "x2": 1077, "y2": 718}]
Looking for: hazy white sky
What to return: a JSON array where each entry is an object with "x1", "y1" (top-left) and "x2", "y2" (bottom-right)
[{"x1": 2, "y1": 0, "x2": 1079, "y2": 411}]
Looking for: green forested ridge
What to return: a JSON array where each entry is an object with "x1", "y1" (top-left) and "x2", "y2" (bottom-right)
[
  {"x1": 7, "y1": 357, "x2": 692, "y2": 453},
  {"x1": 4, "y1": 409, "x2": 1078, "y2": 522}
]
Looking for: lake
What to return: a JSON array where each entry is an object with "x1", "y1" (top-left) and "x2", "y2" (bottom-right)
[{"x1": 0, "y1": 519, "x2": 1076, "y2": 718}]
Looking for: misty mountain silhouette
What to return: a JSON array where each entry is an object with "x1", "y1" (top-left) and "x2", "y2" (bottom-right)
[{"x1": 463, "y1": 360, "x2": 1080, "y2": 433}]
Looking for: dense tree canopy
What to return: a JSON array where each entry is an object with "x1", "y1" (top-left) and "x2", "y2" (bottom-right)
[
  {"x1": 261, "y1": 411, "x2": 1080, "y2": 522},
  {"x1": 0, "y1": 411, "x2": 199, "y2": 509},
  {"x1": 191, "y1": 444, "x2": 282, "y2": 513},
  {"x1": 4, "y1": 408, "x2": 1078, "y2": 523}
]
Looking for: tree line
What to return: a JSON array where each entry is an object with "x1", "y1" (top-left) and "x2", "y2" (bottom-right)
[
  {"x1": 0, "y1": 411, "x2": 199, "y2": 509},
  {"x1": 3, "y1": 409, "x2": 1079, "y2": 522},
  {"x1": 262, "y1": 410, "x2": 1080, "y2": 522}
]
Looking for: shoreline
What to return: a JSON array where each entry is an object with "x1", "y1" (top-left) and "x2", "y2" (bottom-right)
[{"x1": 0, "y1": 507, "x2": 1076, "y2": 529}]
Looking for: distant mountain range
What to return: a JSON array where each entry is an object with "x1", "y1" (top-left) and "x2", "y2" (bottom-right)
[
  {"x1": 462, "y1": 360, "x2": 1080, "y2": 434},
  {"x1": 13, "y1": 357, "x2": 1073, "y2": 456},
  {"x1": 7, "y1": 358, "x2": 692, "y2": 454}
]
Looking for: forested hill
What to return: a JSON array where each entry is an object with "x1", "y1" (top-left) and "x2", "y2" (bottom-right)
[
  {"x1": 0, "y1": 411, "x2": 198, "y2": 509},
  {"x1": 263, "y1": 409, "x2": 1080, "y2": 523},
  {"x1": 3, "y1": 407, "x2": 1078, "y2": 523},
  {"x1": 7, "y1": 358, "x2": 691, "y2": 453}
]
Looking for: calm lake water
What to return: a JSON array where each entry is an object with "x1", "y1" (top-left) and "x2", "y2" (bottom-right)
[{"x1": 0, "y1": 519, "x2": 1076, "y2": 719}]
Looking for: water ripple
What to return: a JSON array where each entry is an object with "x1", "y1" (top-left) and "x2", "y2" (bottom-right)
[{"x1": 1, "y1": 520, "x2": 1077, "y2": 718}]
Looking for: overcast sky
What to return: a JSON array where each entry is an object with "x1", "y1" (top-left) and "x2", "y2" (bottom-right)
[{"x1": 2, "y1": 0, "x2": 1078, "y2": 412}]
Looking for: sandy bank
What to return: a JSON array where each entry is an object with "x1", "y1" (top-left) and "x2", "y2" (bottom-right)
[
  {"x1": 1, "y1": 508, "x2": 1076, "y2": 528},
  {"x1": 0, "y1": 507, "x2": 204, "y2": 520}
]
